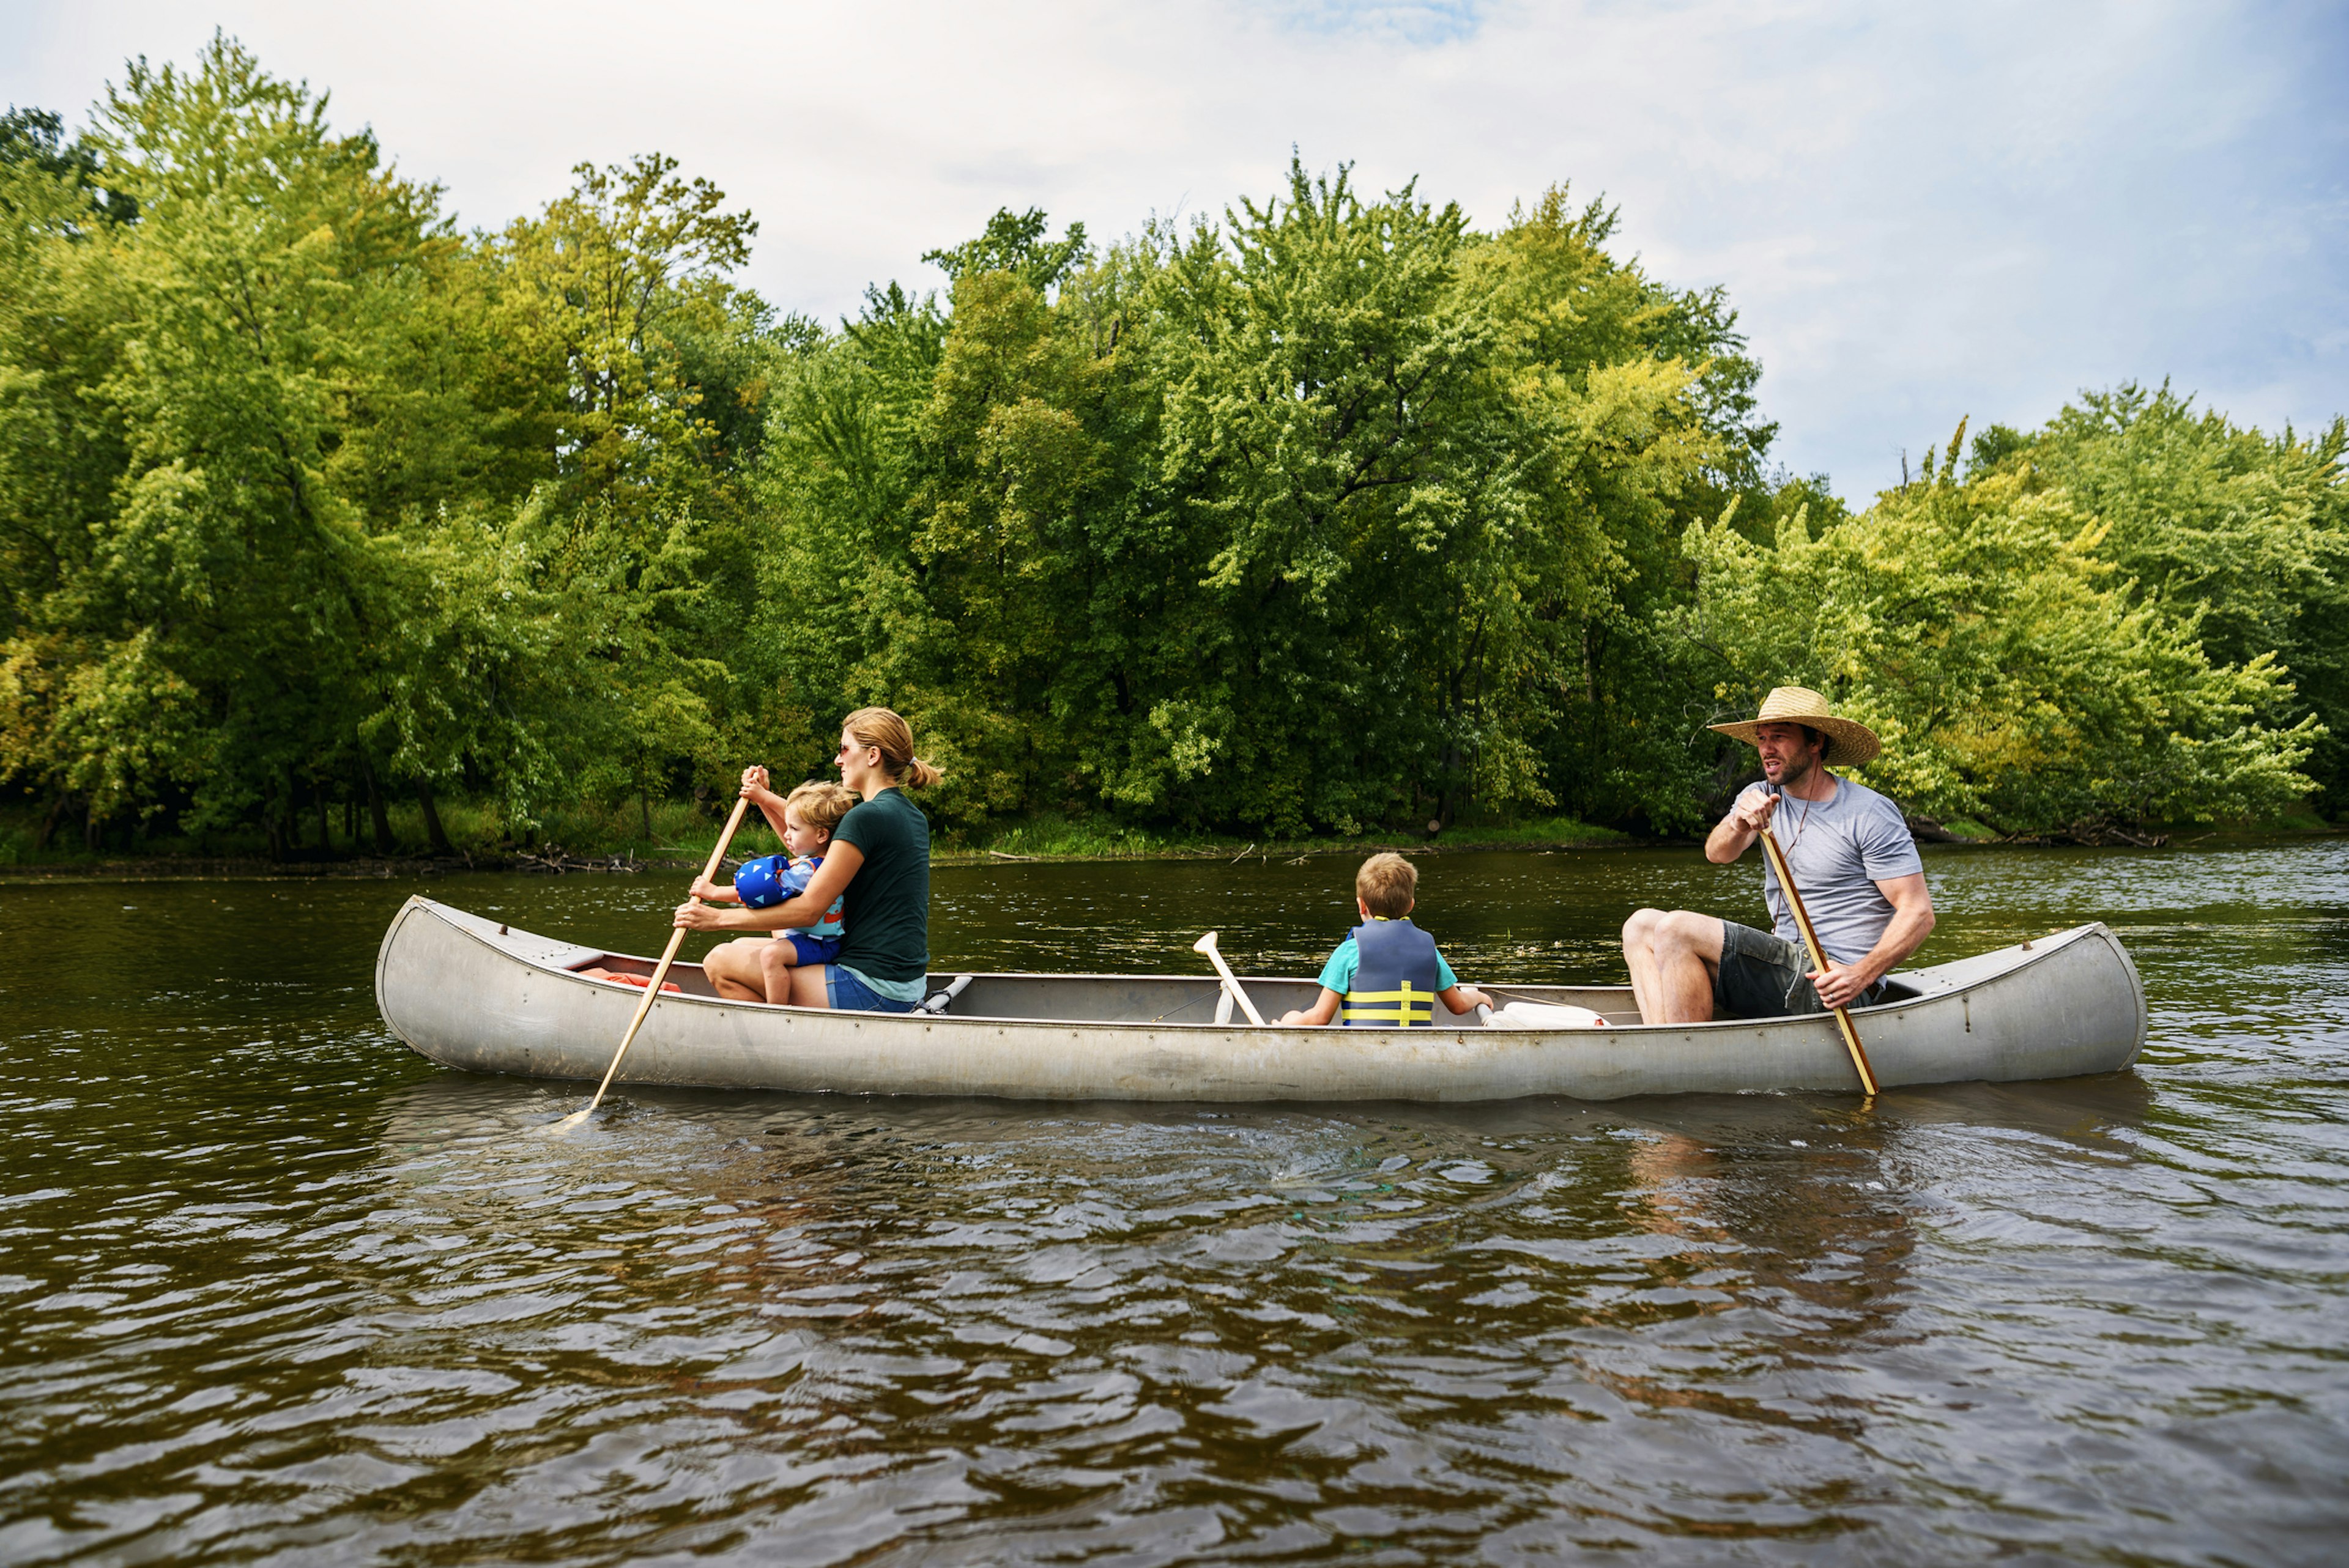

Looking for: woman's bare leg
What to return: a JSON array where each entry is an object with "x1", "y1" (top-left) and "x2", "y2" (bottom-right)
[{"x1": 787, "y1": 964, "x2": 830, "y2": 1008}]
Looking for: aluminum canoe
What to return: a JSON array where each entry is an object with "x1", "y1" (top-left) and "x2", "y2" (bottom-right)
[{"x1": 375, "y1": 896, "x2": 2145, "y2": 1103}]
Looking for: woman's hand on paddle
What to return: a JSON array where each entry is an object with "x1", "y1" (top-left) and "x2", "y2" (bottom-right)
[{"x1": 674, "y1": 899, "x2": 728, "y2": 931}]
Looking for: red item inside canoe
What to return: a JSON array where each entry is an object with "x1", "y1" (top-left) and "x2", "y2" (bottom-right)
[{"x1": 601, "y1": 973, "x2": 682, "y2": 995}]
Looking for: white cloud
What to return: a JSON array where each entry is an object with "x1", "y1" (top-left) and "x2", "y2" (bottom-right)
[{"x1": 6, "y1": 0, "x2": 2343, "y2": 490}]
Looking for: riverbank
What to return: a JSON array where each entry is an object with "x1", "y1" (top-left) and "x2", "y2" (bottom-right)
[
  {"x1": 3, "y1": 798, "x2": 2334, "y2": 882},
  {"x1": 0, "y1": 814, "x2": 1633, "y2": 882}
]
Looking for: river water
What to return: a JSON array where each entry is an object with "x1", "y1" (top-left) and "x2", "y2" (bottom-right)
[{"x1": 2, "y1": 841, "x2": 2345, "y2": 1564}]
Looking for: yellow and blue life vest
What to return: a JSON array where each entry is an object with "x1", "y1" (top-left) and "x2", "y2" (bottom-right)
[{"x1": 1341, "y1": 917, "x2": 1443, "y2": 1027}]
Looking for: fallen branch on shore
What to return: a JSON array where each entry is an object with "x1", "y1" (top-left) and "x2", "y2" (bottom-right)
[
  {"x1": 516, "y1": 845, "x2": 645, "y2": 875},
  {"x1": 1992, "y1": 819, "x2": 2170, "y2": 849}
]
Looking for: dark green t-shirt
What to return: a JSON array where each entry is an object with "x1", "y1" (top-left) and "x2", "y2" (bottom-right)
[{"x1": 831, "y1": 786, "x2": 931, "y2": 984}]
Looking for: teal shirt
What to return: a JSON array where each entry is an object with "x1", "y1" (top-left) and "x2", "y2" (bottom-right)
[{"x1": 1318, "y1": 924, "x2": 1459, "y2": 996}]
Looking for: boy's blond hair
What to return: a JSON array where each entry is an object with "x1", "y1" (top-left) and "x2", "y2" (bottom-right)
[
  {"x1": 785, "y1": 780, "x2": 858, "y2": 838},
  {"x1": 1356, "y1": 851, "x2": 1418, "y2": 918}
]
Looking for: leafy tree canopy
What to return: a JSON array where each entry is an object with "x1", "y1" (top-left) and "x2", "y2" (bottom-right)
[{"x1": 2, "y1": 38, "x2": 2339, "y2": 858}]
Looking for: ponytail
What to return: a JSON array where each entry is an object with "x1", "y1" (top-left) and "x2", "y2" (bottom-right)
[{"x1": 842, "y1": 706, "x2": 942, "y2": 789}]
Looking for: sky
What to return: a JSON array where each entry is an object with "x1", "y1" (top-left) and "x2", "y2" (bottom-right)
[{"x1": 6, "y1": 0, "x2": 2345, "y2": 494}]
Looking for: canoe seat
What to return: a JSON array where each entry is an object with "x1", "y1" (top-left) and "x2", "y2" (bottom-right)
[{"x1": 920, "y1": 974, "x2": 976, "y2": 1015}]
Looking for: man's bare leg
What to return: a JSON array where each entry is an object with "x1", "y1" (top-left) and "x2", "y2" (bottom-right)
[
  {"x1": 702, "y1": 937, "x2": 772, "y2": 1002},
  {"x1": 1622, "y1": 908, "x2": 1666, "y2": 1023},
  {"x1": 1622, "y1": 909, "x2": 1725, "y2": 1024},
  {"x1": 1652, "y1": 911, "x2": 1724, "y2": 1024}
]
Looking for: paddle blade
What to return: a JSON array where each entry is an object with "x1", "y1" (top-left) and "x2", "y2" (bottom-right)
[{"x1": 533, "y1": 1106, "x2": 595, "y2": 1137}]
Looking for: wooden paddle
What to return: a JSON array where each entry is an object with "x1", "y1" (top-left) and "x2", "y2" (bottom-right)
[
  {"x1": 543, "y1": 795, "x2": 754, "y2": 1136},
  {"x1": 1192, "y1": 931, "x2": 1266, "y2": 1026},
  {"x1": 1755, "y1": 794, "x2": 1880, "y2": 1097}
]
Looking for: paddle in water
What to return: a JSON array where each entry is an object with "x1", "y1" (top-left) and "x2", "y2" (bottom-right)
[
  {"x1": 1756, "y1": 789, "x2": 1880, "y2": 1096},
  {"x1": 541, "y1": 795, "x2": 754, "y2": 1136}
]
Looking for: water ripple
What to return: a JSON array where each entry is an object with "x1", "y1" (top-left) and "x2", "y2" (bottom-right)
[{"x1": 2, "y1": 845, "x2": 2347, "y2": 1561}]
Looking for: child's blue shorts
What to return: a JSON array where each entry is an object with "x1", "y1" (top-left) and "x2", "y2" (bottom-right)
[{"x1": 781, "y1": 932, "x2": 841, "y2": 967}]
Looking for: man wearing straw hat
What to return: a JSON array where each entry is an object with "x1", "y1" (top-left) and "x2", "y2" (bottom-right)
[{"x1": 1621, "y1": 686, "x2": 1935, "y2": 1024}]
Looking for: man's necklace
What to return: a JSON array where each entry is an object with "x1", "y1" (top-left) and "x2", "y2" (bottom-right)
[{"x1": 1779, "y1": 780, "x2": 1825, "y2": 856}]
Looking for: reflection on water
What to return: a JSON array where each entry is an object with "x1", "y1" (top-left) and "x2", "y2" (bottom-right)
[{"x1": 1, "y1": 843, "x2": 2345, "y2": 1563}]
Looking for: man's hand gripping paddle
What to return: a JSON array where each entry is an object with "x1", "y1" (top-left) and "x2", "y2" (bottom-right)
[
  {"x1": 1192, "y1": 931, "x2": 1266, "y2": 1026},
  {"x1": 541, "y1": 794, "x2": 754, "y2": 1136},
  {"x1": 1756, "y1": 785, "x2": 1880, "y2": 1097}
]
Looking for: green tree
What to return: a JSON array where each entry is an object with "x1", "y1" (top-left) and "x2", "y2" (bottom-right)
[
  {"x1": 1459, "y1": 185, "x2": 1770, "y2": 830},
  {"x1": 749, "y1": 283, "x2": 951, "y2": 793},
  {"x1": 1684, "y1": 424, "x2": 2321, "y2": 838},
  {"x1": 757, "y1": 172, "x2": 1774, "y2": 838},
  {"x1": 486, "y1": 153, "x2": 774, "y2": 824},
  {"x1": 1976, "y1": 384, "x2": 2349, "y2": 814},
  {"x1": 1, "y1": 37, "x2": 470, "y2": 850},
  {"x1": 13, "y1": 35, "x2": 2339, "y2": 857},
  {"x1": 0, "y1": 106, "x2": 138, "y2": 227}
]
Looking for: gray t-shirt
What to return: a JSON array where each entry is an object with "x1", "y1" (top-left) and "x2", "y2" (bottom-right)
[{"x1": 1743, "y1": 775, "x2": 1923, "y2": 964}]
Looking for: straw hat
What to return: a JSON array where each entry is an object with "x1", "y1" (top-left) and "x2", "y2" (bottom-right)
[{"x1": 1708, "y1": 686, "x2": 1882, "y2": 767}]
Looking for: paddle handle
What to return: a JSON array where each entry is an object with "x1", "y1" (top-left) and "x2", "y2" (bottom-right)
[
  {"x1": 565, "y1": 794, "x2": 754, "y2": 1127},
  {"x1": 1757, "y1": 822, "x2": 1880, "y2": 1096},
  {"x1": 1194, "y1": 934, "x2": 1266, "y2": 1026}
]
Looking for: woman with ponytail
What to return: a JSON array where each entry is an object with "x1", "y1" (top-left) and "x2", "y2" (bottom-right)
[{"x1": 680, "y1": 708, "x2": 941, "y2": 1012}]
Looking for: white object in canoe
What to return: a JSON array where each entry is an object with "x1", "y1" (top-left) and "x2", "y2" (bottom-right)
[
  {"x1": 1483, "y1": 1000, "x2": 1610, "y2": 1029},
  {"x1": 375, "y1": 898, "x2": 2145, "y2": 1103}
]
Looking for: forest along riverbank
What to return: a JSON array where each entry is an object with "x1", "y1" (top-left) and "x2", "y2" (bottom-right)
[
  {"x1": 0, "y1": 811, "x2": 1636, "y2": 879},
  {"x1": 10, "y1": 37, "x2": 2342, "y2": 886},
  {"x1": 2, "y1": 818, "x2": 2339, "y2": 887},
  {"x1": 1, "y1": 841, "x2": 2345, "y2": 1562}
]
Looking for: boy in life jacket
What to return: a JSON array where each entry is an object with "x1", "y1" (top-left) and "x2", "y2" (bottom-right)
[{"x1": 1278, "y1": 851, "x2": 1492, "y2": 1027}]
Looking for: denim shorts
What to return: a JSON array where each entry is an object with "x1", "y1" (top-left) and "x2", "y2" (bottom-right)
[
  {"x1": 1713, "y1": 921, "x2": 1885, "y2": 1019},
  {"x1": 781, "y1": 931, "x2": 842, "y2": 967},
  {"x1": 823, "y1": 964, "x2": 921, "y2": 1014}
]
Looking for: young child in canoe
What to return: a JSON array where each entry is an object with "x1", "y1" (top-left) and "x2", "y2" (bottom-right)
[
  {"x1": 1278, "y1": 851, "x2": 1492, "y2": 1027},
  {"x1": 697, "y1": 777, "x2": 857, "y2": 964},
  {"x1": 580, "y1": 779, "x2": 857, "y2": 996}
]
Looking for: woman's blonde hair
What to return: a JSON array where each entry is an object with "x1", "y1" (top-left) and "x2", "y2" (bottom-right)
[
  {"x1": 842, "y1": 707, "x2": 941, "y2": 788},
  {"x1": 784, "y1": 780, "x2": 858, "y2": 837}
]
